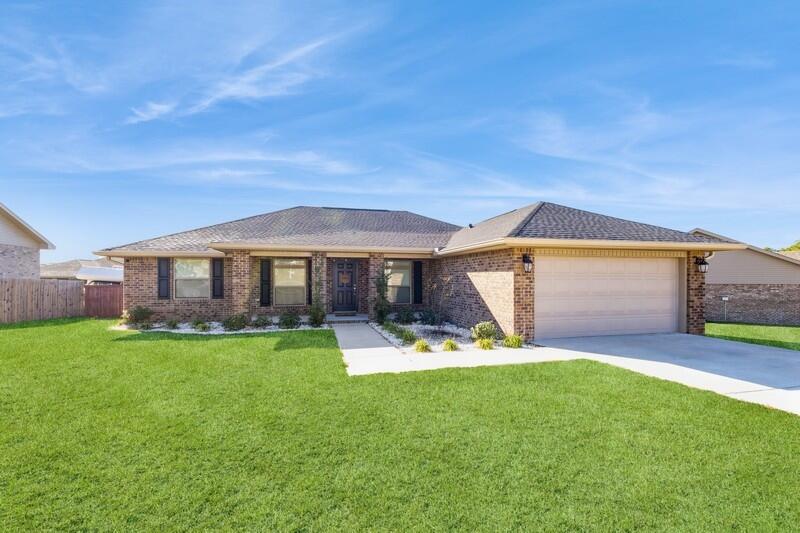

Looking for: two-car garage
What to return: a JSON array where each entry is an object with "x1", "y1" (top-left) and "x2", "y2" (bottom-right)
[{"x1": 533, "y1": 255, "x2": 684, "y2": 339}]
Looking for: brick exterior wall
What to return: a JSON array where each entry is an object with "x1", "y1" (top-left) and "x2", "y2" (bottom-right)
[
  {"x1": 123, "y1": 257, "x2": 232, "y2": 320},
  {"x1": 430, "y1": 249, "x2": 517, "y2": 337},
  {"x1": 687, "y1": 252, "x2": 707, "y2": 335},
  {"x1": 121, "y1": 248, "x2": 707, "y2": 337},
  {"x1": 0, "y1": 243, "x2": 39, "y2": 279},
  {"x1": 706, "y1": 284, "x2": 800, "y2": 325}
]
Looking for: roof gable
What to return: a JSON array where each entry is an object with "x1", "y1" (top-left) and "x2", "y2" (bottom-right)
[
  {"x1": 0, "y1": 202, "x2": 54, "y2": 250},
  {"x1": 443, "y1": 202, "x2": 720, "y2": 251}
]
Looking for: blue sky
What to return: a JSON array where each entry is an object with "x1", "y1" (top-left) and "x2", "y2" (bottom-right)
[{"x1": 2, "y1": 1, "x2": 799, "y2": 262}]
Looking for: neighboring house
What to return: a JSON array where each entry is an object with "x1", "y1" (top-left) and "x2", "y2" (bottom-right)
[
  {"x1": 41, "y1": 258, "x2": 123, "y2": 285},
  {"x1": 781, "y1": 250, "x2": 800, "y2": 261},
  {"x1": 692, "y1": 229, "x2": 800, "y2": 325},
  {"x1": 0, "y1": 202, "x2": 54, "y2": 279},
  {"x1": 96, "y1": 203, "x2": 740, "y2": 340}
]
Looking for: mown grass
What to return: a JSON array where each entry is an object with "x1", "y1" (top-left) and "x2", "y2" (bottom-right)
[
  {"x1": 707, "y1": 321, "x2": 800, "y2": 351},
  {"x1": 1, "y1": 318, "x2": 799, "y2": 530}
]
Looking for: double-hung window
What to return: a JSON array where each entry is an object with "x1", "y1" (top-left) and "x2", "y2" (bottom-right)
[
  {"x1": 273, "y1": 259, "x2": 307, "y2": 305},
  {"x1": 174, "y1": 259, "x2": 210, "y2": 298},
  {"x1": 385, "y1": 260, "x2": 412, "y2": 304}
]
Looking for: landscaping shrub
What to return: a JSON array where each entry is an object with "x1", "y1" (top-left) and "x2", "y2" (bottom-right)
[
  {"x1": 374, "y1": 269, "x2": 390, "y2": 324},
  {"x1": 471, "y1": 321, "x2": 497, "y2": 340},
  {"x1": 126, "y1": 306, "x2": 154, "y2": 325},
  {"x1": 191, "y1": 318, "x2": 205, "y2": 328},
  {"x1": 502, "y1": 334, "x2": 523, "y2": 348},
  {"x1": 308, "y1": 304, "x2": 326, "y2": 328},
  {"x1": 165, "y1": 318, "x2": 179, "y2": 330},
  {"x1": 442, "y1": 339, "x2": 459, "y2": 351},
  {"x1": 382, "y1": 321, "x2": 417, "y2": 345},
  {"x1": 475, "y1": 338, "x2": 494, "y2": 350},
  {"x1": 414, "y1": 339, "x2": 431, "y2": 352},
  {"x1": 279, "y1": 311, "x2": 300, "y2": 329},
  {"x1": 395, "y1": 307, "x2": 416, "y2": 324},
  {"x1": 138, "y1": 321, "x2": 153, "y2": 331},
  {"x1": 222, "y1": 313, "x2": 249, "y2": 331},
  {"x1": 251, "y1": 315, "x2": 272, "y2": 328},
  {"x1": 193, "y1": 321, "x2": 210, "y2": 332},
  {"x1": 418, "y1": 308, "x2": 440, "y2": 326}
]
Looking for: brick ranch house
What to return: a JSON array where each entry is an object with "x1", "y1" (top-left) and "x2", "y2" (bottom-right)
[
  {"x1": 96, "y1": 202, "x2": 742, "y2": 341},
  {"x1": 692, "y1": 228, "x2": 800, "y2": 326}
]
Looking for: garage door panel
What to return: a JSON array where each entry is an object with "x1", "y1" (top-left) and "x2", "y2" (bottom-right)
[{"x1": 534, "y1": 256, "x2": 680, "y2": 339}]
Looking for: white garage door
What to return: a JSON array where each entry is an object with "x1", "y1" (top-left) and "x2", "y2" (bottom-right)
[{"x1": 534, "y1": 256, "x2": 680, "y2": 339}]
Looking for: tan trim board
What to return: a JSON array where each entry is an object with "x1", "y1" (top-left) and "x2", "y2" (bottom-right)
[
  {"x1": 250, "y1": 251, "x2": 312, "y2": 257},
  {"x1": 327, "y1": 252, "x2": 370, "y2": 258},
  {"x1": 535, "y1": 248, "x2": 687, "y2": 258},
  {"x1": 435, "y1": 237, "x2": 745, "y2": 256}
]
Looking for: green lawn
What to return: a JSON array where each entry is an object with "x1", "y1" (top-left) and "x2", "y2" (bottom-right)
[
  {"x1": 707, "y1": 322, "x2": 800, "y2": 351},
  {"x1": 2, "y1": 319, "x2": 799, "y2": 530}
]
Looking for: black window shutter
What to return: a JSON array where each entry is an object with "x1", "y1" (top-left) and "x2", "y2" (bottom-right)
[
  {"x1": 211, "y1": 258, "x2": 224, "y2": 299},
  {"x1": 306, "y1": 258, "x2": 313, "y2": 305},
  {"x1": 412, "y1": 261, "x2": 423, "y2": 304},
  {"x1": 260, "y1": 259, "x2": 271, "y2": 306},
  {"x1": 157, "y1": 258, "x2": 170, "y2": 299}
]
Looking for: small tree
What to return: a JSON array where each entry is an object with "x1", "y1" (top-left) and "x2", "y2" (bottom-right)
[
  {"x1": 308, "y1": 259, "x2": 326, "y2": 327},
  {"x1": 374, "y1": 267, "x2": 390, "y2": 324},
  {"x1": 429, "y1": 272, "x2": 454, "y2": 322}
]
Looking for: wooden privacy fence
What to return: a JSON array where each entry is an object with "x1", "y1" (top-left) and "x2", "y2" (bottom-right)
[
  {"x1": 0, "y1": 279, "x2": 84, "y2": 324},
  {"x1": 84, "y1": 284, "x2": 123, "y2": 318}
]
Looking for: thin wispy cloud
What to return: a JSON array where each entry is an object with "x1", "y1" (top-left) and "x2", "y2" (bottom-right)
[
  {"x1": 715, "y1": 52, "x2": 776, "y2": 70},
  {"x1": 125, "y1": 101, "x2": 176, "y2": 124}
]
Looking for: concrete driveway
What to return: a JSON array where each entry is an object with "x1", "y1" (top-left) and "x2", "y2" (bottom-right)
[{"x1": 540, "y1": 334, "x2": 800, "y2": 415}]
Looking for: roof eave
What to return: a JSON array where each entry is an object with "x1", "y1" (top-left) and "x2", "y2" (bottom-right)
[
  {"x1": 692, "y1": 227, "x2": 800, "y2": 267},
  {"x1": 93, "y1": 249, "x2": 226, "y2": 258},
  {"x1": 435, "y1": 237, "x2": 746, "y2": 256},
  {"x1": 0, "y1": 201, "x2": 55, "y2": 250}
]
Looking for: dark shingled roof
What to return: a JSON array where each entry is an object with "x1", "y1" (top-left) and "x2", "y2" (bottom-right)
[
  {"x1": 100, "y1": 206, "x2": 460, "y2": 253},
  {"x1": 443, "y1": 202, "x2": 725, "y2": 250}
]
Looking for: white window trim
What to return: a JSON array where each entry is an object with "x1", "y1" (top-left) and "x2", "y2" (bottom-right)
[
  {"x1": 385, "y1": 259, "x2": 413, "y2": 305},
  {"x1": 272, "y1": 258, "x2": 308, "y2": 306},
  {"x1": 174, "y1": 258, "x2": 211, "y2": 299}
]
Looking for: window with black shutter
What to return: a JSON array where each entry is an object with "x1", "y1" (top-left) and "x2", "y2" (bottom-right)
[
  {"x1": 412, "y1": 261, "x2": 423, "y2": 304},
  {"x1": 157, "y1": 258, "x2": 170, "y2": 299},
  {"x1": 307, "y1": 258, "x2": 312, "y2": 305},
  {"x1": 260, "y1": 259, "x2": 271, "y2": 306},
  {"x1": 211, "y1": 258, "x2": 224, "y2": 299}
]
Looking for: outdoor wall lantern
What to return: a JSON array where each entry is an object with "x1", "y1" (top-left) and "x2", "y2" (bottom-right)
[
  {"x1": 694, "y1": 256, "x2": 710, "y2": 274},
  {"x1": 522, "y1": 254, "x2": 533, "y2": 273}
]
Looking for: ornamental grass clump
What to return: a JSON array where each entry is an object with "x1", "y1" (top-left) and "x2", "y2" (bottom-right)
[
  {"x1": 414, "y1": 339, "x2": 431, "y2": 353},
  {"x1": 382, "y1": 322, "x2": 417, "y2": 345},
  {"x1": 475, "y1": 338, "x2": 494, "y2": 350},
  {"x1": 442, "y1": 339, "x2": 459, "y2": 351},
  {"x1": 165, "y1": 318, "x2": 179, "y2": 330},
  {"x1": 502, "y1": 334, "x2": 523, "y2": 348}
]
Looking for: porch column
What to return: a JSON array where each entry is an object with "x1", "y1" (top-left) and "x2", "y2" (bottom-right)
[
  {"x1": 367, "y1": 252, "x2": 385, "y2": 320},
  {"x1": 229, "y1": 249, "x2": 251, "y2": 316},
  {"x1": 512, "y1": 247, "x2": 535, "y2": 341},
  {"x1": 687, "y1": 251, "x2": 706, "y2": 335},
  {"x1": 311, "y1": 251, "x2": 328, "y2": 308}
]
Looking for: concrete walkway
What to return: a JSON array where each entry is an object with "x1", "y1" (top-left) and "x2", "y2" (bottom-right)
[
  {"x1": 334, "y1": 325, "x2": 800, "y2": 416},
  {"x1": 333, "y1": 323, "x2": 563, "y2": 376}
]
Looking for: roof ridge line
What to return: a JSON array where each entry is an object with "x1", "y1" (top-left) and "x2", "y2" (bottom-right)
[{"x1": 508, "y1": 202, "x2": 544, "y2": 237}]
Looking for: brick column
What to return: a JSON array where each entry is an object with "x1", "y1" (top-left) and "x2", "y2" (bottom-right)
[
  {"x1": 367, "y1": 252, "x2": 385, "y2": 320},
  {"x1": 687, "y1": 252, "x2": 706, "y2": 335},
  {"x1": 229, "y1": 250, "x2": 251, "y2": 317},
  {"x1": 311, "y1": 252, "x2": 328, "y2": 308},
  {"x1": 512, "y1": 248, "x2": 535, "y2": 341}
]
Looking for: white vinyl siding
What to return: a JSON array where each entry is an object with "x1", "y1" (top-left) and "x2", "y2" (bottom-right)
[
  {"x1": 385, "y1": 260, "x2": 411, "y2": 304},
  {"x1": 273, "y1": 259, "x2": 306, "y2": 305},
  {"x1": 174, "y1": 259, "x2": 210, "y2": 298}
]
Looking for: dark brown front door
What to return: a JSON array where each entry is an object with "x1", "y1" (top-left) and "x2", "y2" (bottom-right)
[{"x1": 334, "y1": 260, "x2": 357, "y2": 312}]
